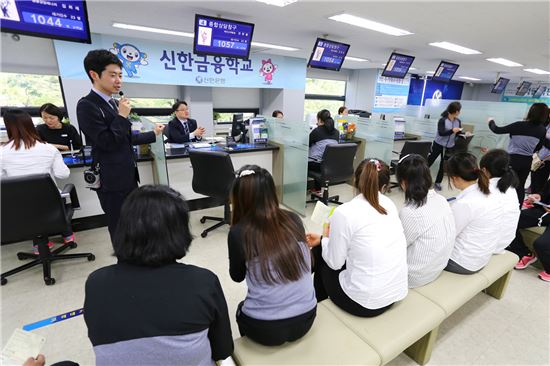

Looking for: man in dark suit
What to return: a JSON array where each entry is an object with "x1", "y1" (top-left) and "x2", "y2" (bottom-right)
[
  {"x1": 77, "y1": 49, "x2": 164, "y2": 244},
  {"x1": 165, "y1": 101, "x2": 206, "y2": 143}
]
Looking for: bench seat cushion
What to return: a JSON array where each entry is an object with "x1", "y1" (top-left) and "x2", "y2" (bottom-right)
[
  {"x1": 412, "y1": 271, "x2": 488, "y2": 316},
  {"x1": 232, "y1": 304, "x2": 381, "y2": 365},
  {"x1": 477, "y1": 251, "x2": 518, "y2": 284},
  {"x1": 320, "y1": 291, "x2": 445, "y2": 364}
]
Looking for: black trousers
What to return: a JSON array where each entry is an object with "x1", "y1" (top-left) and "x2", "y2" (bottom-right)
[
  {"x1": 507, "y1": 206, "x2": 550, "y2": 272},
  {"x1": 427, "y1": 142, "x2": 454, "y2": 184},
  {"x1": 510, "y1": 154, "x2": 533, "y2": 204},
  {"x1": 236, "y1": 302, "x2": 316, "y2": 346},
  {"x1": 312, "y1": 246, "x2": 392, "y2": 317},
  {"x1": 308, "y1": 161, "x2": 322, "y2": 189},
  {"x1": 96, "y1": 186, "x2": 136, "y2": 244},
  {"x1": 530, "y1": 163, "x2": 550, "y2": 194}
]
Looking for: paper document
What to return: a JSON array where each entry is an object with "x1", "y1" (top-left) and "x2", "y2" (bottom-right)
[
  {"x1": 191, "y1": 143, "x2": 212, "y2": 148},
  {"x1": 1, "y1": 329, "x2": 45, "y2": 365},
  {"x1": 534, "y1": 201, "x2": 550, "y2": 209},
  {"x1": 310, "y1": 201, "x2": 336, "y2": 224}
]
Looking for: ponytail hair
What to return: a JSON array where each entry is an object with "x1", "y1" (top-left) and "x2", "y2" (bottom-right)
[
  {"x1": 317, "y1": 109, "x2": 335, "y2": 134},
  {"x1": 447, "y1": 152, "x2": 490, "y2": 195},
  {"x1": 441, "y1": 101, "x2": 462, "y2": 118},
  {"x1": 354, "y1": 158, "x2": 390, "y2": 214},
  {"x1": 479, "y1": 149, "x2": 518, "y2": 193}
]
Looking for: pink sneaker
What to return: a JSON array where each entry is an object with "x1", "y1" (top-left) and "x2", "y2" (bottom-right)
[
  {"x1": 32, "y1": 242, "x2": 54, "y2": 254},
  {"x1": 539, "y1": 271, "x2": 550, "y2": 282},
  {"x1": 515, "y1": 255, "x2": 537, "y2": 270},
  {"x1": 63, "y1": 234, "x2": 75, "y2": 245}
]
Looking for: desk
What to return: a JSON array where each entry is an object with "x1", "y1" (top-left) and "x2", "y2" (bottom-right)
[
  {"x1": 60, "y1": 144, "x2": 279, "y2": 219},
  {"x1": 394, "y1": 133, "x2": 419, "y2": 141}
]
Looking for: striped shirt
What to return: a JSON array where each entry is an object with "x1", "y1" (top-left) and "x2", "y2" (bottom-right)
[{"x1": 399, "y1": 190, "x2": 456, "y2": 288}]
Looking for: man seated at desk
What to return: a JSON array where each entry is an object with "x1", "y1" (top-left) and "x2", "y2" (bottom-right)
[{"x1": 166, "y1": 101, "x2": 206, "y2": 143}]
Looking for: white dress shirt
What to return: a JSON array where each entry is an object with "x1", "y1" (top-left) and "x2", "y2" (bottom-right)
[
  {"x1": 400, "y1": 190, "x2": 456, "y2": 288},
  {"x1": 1, "y1": 141, "x2": 70, "y2": 182},
  {"x1": 449, "y1": 183, "x2": 502, "y2": 271},
  {"x1": 177, "y1": 118, "x2": 201, "y2": 141},
  {"x1": 489, "y1": 178, "x2": 520, "y2": 253},
  {"x1": 321, "y1": 193, "x2": 408, "y2": 309}
]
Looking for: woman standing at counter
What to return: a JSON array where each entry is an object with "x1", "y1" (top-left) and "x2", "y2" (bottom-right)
[
  {"x1": 37, "y1": 103, "x2": 82, "y2": 151},
  {"x1": 427, "y1": 101, "x2": 463, "y2": 191},
  {"x1": 488, "y1": 103, "x2": 548, "y2": 204}
]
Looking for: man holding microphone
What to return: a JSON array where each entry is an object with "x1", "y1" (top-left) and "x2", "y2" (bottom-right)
[{"x1": 77, "y1": 49, "x2": 164, "y2": 244}]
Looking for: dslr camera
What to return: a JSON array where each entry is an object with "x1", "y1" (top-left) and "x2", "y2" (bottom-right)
[{"x1": 84, "y1": 165, "x2": 101, "y2": 189}]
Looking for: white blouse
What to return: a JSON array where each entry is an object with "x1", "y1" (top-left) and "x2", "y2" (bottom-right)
[
  {"x1": 489, "y1": 178, "x2": 520, "y2": 253},
  {"x1": 1, "y1": 141, "x2": 69, "y2": 181},
  {"x1": 321, "y1": 193, "x2": 408, "y2": 309}
]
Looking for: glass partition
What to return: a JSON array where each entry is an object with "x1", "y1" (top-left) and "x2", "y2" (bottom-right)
[
  {"x1": 266, "y1": 116, "x2": 309, "y2": 216},
  {"x1": 424, "y1": 99, "x2": 529, "y2": 158},
  {"x1": 141, "y1": 117, "x2": 169, "y2": 185},
  {"x1": 354, "y1": 116, "x2": 396, "y2": 164}
]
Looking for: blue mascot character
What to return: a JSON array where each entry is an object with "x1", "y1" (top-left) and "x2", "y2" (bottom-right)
[{"x1": 110, "y1": 43, "x2": 148, "y2": 78}]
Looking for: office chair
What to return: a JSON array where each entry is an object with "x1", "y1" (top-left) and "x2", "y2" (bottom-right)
[
  {"x1": 1, "y1": 174, "x2": 95, "y2": 286},
  {"x1": 389, "y1": 141, "x2": 432, "y2": 189},
  {"x1": 307, "y1": 143, "x2": 358, "y2": 205},
  {"x1": 189, "y1": 150, "x2": 235, "y2": 238},
  {"x1": 454, "y1": 134, "x2": 474, "y2": 154}
]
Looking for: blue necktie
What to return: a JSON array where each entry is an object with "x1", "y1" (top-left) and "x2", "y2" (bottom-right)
[{"x1": 182, "y1": 120, "x2": 190, "y2": 135}]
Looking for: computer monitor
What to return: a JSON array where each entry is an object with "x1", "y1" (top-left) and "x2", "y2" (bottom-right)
[
  {"x1": 307, "y1": 38, "x2": 350, "y2": 72},
  {"x1": 516, "y1": 81, "x2": 532, "y2": 96},
  {"x1": 231, "y1": 113, "x2": 247, "y2": 142},
  {"x1": 491, "y1": 77, "x2": 510, "y2": 94}
]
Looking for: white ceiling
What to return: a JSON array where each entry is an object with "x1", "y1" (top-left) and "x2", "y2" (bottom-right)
[{"x1": 86, "y1": 0, "x2": 550, "y2": 84}]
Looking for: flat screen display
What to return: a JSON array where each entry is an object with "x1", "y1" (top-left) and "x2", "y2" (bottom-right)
[
  {"x1": 491, "y1": 77, "x2": 510, "y2": 94},
  {"x1": 516, "y1": 81, "x2": 532, "y2": 96},
  {"x1": 432, "y1": 61, "x2": 459, "y2": 82},
  {"x1": 193, "y1": 14, "x2": 254, "y2": 59},
  {"x1": 0, "y1": 0, "x2": 91, "y2": 43},
  {"x1": 533, "y1": 85, "x2": 547, "y2": 98},
  {"x1": 381, "y1": 52, "x2": 415, "y2": 79},
  {"x1": 307, "y1": 38, "x2": 350, "y2": 72}
]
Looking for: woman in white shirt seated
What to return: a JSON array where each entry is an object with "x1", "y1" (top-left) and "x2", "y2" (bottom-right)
[
  {"x1": 0, "y1": 109, "x2": 72, "y2": 253},
  {"x1": 479, "y1": 149, "x2": 520, "y2": 254},
  {"x1": 307, "y1": 158, "x2": 408, "y2": 317},
  {"x1": 445, "y1": 153, "x2": 501, "y2": 274},
  {"x1": 396, "y1": 154, "x2": 456, "y2": 288}
]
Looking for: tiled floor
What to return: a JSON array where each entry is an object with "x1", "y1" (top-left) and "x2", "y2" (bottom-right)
[{"x1": 1, "y1": 183, "x2": 549, "y2": 365}]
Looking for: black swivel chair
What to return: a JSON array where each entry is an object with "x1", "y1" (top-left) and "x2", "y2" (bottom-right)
[
  {"x1": 454, "y1": 134, "x2": 474, "y2": 154},
  {"x1": 307, "y1": 143, "x2": 358, "y2": 205},
  {"x1": 1, "y1": 174, "x2": 95, "y2": 286},
  {"x1": 189, "y1": 150, "x2": 235, "y2": 238},
  {"x1": 389, "y1": 141, "x2": 433, "y2": 188}
]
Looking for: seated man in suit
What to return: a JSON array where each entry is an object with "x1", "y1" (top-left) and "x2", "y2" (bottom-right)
[{"x1": 166, "y1": 101, "x2": 206, "y2": 143}]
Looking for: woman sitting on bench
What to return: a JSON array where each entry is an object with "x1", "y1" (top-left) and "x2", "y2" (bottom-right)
[
  {"x1": 445, "y1": 153, "x2": 501, "y2": 274},
  {"x1": 307, "y1": 158, "x2": 408, "y2": 317}
]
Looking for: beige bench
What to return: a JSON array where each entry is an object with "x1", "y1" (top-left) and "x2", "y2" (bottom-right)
[{"x1": 233, "y1": 251, "x2": 518, "y2": 366}]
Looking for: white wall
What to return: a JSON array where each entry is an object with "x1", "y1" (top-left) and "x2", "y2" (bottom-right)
[
  {"x1": 345, "y1": 68, "x2": 378, "y2": 112},
  {"x1": 463, "y1": 84, "x2": 502, "y2": 102},
  {"x1": 183, "y1": 86, "x2": 214, "y2": 134},
  {"x1": 212, "y1": 88, "x2": 261, "y2": 108},
  {"x1": 260, "y1": 88, "x2": 305, "y2": 122}
]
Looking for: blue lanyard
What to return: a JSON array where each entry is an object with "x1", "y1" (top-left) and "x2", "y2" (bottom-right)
[{"x1": 23, "y1": 308, "x2": 84, "y2": 331}]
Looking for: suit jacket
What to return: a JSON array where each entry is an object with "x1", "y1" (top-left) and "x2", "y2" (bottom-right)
[
  {"x1": 166, "y1": 117, "x2": 200, "y2": 144},
  {"x1": 76, "y1": 91, "x2": 156, "y2": 192}
]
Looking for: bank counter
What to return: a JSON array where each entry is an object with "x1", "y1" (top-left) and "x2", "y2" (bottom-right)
[{"x1": 59, "y1": 142, "x2": 279, "y2": 222}]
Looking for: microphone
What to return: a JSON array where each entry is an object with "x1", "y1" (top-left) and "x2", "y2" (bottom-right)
[{"x1": 119, "y1": 91, "x2": 124, "y2": 97}]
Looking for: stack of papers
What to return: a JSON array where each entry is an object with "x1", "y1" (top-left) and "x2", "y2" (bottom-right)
[
  {"x1": 1, "y1": 329, "x2": 45, "y2": 365},
  {"x1": 310, "y1": 201, "x2": 336, "y2": 224}
]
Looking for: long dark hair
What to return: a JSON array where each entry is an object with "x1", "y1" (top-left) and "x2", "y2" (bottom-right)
[
  {"x1": 354, "y1": 158, "x2": 390, "y2": 214},
  {"x1": 317, "y1": 109, "x2": 335, "y2": 134},
  {"x1": 39, "y1": 103, "x2": 65, "y2": 122},
  {"x1": 479, "y1": 149, "x2": 518, "y2": 193},
  {"x1": 526, "y1": 103, "x2": 549, "y2": 125},
  {"x1": 441, "y1": 101, "x2": 462, "y2": 118},
  {"x1": 447, "y1": 152, "x2": 490, "y2": 195},
  {"x1": 231, "y1": 165, "x2": 308, "y2": 284},
  {"x1": 396, "y1": 154, "x2": 432, "y2": 207},
  {"x1": 2, "y1": 109, "x2": 42, "y2": 150}
]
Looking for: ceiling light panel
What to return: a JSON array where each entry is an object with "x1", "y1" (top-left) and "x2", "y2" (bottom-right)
[
  {"x1": 429, "y1": 41, "x2": 482, "y2": 55},
  {"x1": 524, "y1": 68, "x2": 550, "y2": 75},
  {"x1": 459, "y1": 76, "x2": 481, "y2": 81},
  {"x1": 486, "y1": 58, "x2": 523, "y2": 67},
  {"x1": 345, "y1": 56, "x2": 369, "y2": 62},
  {"x1": 329, "y1": 14, "x2": 413, "y2": 36},
  {"x1": 256, "y1": 0, "x2": 298, "y2": 7}
]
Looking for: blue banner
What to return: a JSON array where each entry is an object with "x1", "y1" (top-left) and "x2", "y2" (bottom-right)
[{"x1": 54, "y1": 34, "x2": 306, "y2": 89}]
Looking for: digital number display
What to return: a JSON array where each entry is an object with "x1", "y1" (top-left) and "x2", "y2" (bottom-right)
[
  {"x1": 194, "y1": 14, "x2": 255, "y2": 59},
  {"x1": 382, "y1": 53, "x2": 415, "y2": 79},
  {"x1": 307, "y1": 38, "x2": 350, "y2": 72},
  {"x1": 1, "y1": 1, "x2": 91, "y2": 43},
  {"x1": 432, "y1": 61, "x2": 459, "y2": 82}
]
